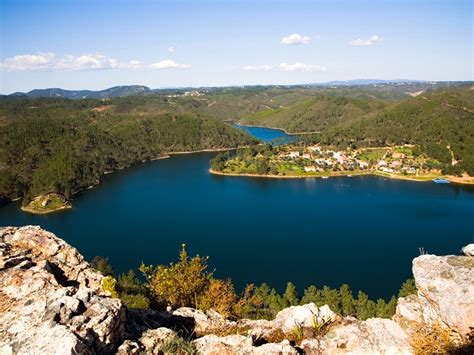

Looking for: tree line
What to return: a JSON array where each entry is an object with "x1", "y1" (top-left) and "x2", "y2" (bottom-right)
[{"x1": 93, "y1": 245, "x2": 417, "y2": 321}]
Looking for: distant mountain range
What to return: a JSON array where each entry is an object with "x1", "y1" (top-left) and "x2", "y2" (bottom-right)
[
  {"x1": 3, "y1": 80, "x2": 471, "y2": 99},
  {"x1": 313, "y1": 79, "x2": 429, "y2": 86},
  {"x1": 7, "y1": 85, "x2": 152, "y2": 100}
]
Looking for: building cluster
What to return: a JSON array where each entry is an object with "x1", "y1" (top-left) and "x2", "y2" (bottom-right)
[{"x1": 277, "y1": 145, "x2": 422, "y2": 175}]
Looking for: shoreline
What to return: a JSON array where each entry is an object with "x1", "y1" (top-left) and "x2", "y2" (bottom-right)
[
  {"x1": 209, "y1": 169, "x2": 474, "y2": 185},
  {"x1": 234, "y1": 123, "x2": 319, "y2": 136},
  {"x1": 10, "y1": 146, "x2": 245, "y2": 215},
  {"x1": 20, "y1": 204, "x2": 72, "y2": 215}
]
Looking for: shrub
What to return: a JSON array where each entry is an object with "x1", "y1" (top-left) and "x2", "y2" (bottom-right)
[
  {"x1": 141, "y1": 244, "x2": 211, "y2": 309},
  {"x1": 198, "y1": 278, "x2": 236, "y2": 317},
  {"x1": 102, "y1": 276, "x2": 119, "y2": 298},
  {"x1": 120, "y1": 293, "x2": 150, "y2": 309}
]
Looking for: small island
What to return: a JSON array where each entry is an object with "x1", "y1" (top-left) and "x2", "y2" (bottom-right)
[
  {"x1": 210, "y1": 143, "x2": 473, "y2": 184},
  {"x1": 21, "y1": 193, "x2": 72, "y2": 214}
]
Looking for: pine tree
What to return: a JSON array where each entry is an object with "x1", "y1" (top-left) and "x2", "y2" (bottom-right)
[
  {"x1": 283, "y1": 282, "x2": 299, "y2": 306},
  {"x1": 339, "y1": 284, "x2": 355, "y2": 316}
]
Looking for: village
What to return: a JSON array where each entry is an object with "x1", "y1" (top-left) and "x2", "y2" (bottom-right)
[
  {"x1": 214, "y1": 142, "x2": 444, "y2": 179},
  {"x1": 276, "y1": 144, "x2": 433, "y2": 176}
]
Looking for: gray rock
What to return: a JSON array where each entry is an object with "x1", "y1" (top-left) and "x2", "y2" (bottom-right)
[
  {"x1": 274, "y1": 303, "x2": 338, "y2": 332},
  {"x1": 193, "y1": 334, "x2": 297, "y2": 355},
  {"x1": 412, "y1": 254, "x2": 474, "y2": 338},
  {"x1": 139, "y1": 327, "x2": 177, "y2": 353},
  {"x1": 0, "y1": 226, "x2": 126, "y2": 354},
  {"x1": 172, "y1": 307, "x2": 236, "y2": 335},
  {"x1": 462, "y1": 244, "x2": 474, "y2": 256},
  {"x1": 318, "y1": 318, "x2": 412, "y2": 354}
]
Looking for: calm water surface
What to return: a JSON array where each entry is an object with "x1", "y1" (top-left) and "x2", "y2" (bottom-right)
[{"x1": 1, "y1": 126, "x2": 473, "y2": 299}]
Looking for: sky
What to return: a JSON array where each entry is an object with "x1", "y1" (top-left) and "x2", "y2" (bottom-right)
[{"x1": 0, "y1": 0, "x2": 472, "y2": 93}]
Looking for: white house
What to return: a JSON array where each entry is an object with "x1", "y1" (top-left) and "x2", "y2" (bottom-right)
[
  {"x1": 304, "y1": 166, "x2": 316, "y2": 172},
  {"x1": 357, "y1": 160, "x2": 369, "y2": 169}
]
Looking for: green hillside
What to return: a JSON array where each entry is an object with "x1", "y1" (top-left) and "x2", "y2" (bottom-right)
[
  {"x1": 0, "y1": 98, "x2": 257, "y2": 204},
  {"x1": 238, "y1": 95, "x2": 385, "y2": 133},
  {"x1": 319, "y1": 86, "x2": 474, "y2": 175}
]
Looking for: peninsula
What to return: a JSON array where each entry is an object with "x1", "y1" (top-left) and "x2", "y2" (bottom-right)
[{"x1": 210, "y1": 143, "x2": 474, "y2": 184}]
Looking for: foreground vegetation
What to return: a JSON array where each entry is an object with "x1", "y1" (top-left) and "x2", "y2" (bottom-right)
[{"x1": 93, "y1": 246, "x2": 417, "y2": 321}]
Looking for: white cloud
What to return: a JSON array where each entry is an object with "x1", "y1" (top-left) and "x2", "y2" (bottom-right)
[
  {"x1": 127, "y1": 60, "x2": 143, "y2": 68},
  {"x1": 278, "y1": 62, "x2": 327, "y2": 72},
  {"x1": 168, "y1": 46, "x2": 175, "y2": 53},
  {"x1": 0, "y1": 52, "x2": 191, "y2": 71},
  {"x1": 349, "y1": 35, "x2": 382, "y2": 47},
  {"x1": 0, "y1": 52, "x2": 55, "y2": 70},
  {"x1": 243, "y1": 65, "x2": 274, "y2": 71},
  {"x1": 149, "y1": 59, "x2": 190, "y2": 70},
  {"x1": 55, "y1": 54, "x2": 119, "y2": 70},
  {"x1": 280, "y1": 33, "x2": 311, "y2": 45}
]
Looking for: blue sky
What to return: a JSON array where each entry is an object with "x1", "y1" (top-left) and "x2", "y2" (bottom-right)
[{"x1": 0, "y1": 0, "x2": 472, "y2": 93}]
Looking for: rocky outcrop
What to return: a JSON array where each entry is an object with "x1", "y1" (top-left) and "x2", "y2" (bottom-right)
[
  {"x1": 311, "y1": 318, "x2": 412, "y2": 354},
  {"x1": 462, "y1": 243, "x2": 474, "y2": 256},
  {"x1": 0, "y1": 226, "x2": 125, "y2": 354},
  {"x1": 194, "y1": 335, "x2": 297, "y2": 355},
  {"x1": 1, "y1": 226, "x2": 472, "y2": 354},
  {"x1": 396, "y1": 253, "x2": 474, "y2": 340}
]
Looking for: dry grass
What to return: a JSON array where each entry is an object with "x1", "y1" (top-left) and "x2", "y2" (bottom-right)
[{"x1": 410, "y1": 323, "x2": 454, "y2": 354}]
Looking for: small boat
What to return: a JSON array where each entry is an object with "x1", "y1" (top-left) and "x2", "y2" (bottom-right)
[
  {"x1": 432, "y1": 178, "x2": 450, "y2": 184},
  {"x1": 322, "y1": 176, "x2": 329, "y2": 179},
  {"x1": 347, "y1": 175, "x2": 353, "y2": 178}
]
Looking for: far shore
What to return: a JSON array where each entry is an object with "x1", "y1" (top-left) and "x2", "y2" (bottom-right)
[
  {"x1": 234, "y1": 122, "x2": 319, "y2": 136},
  {"x1": 209, "y1": 169, "x2": 474, "y2": 185}
]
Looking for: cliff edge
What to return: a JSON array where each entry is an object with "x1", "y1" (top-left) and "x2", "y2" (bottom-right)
[{"x1": 0, "y1": 226, "x2": 472, "y2": 354}]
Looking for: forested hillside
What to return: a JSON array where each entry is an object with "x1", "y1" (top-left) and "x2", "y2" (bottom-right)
[
  {"x1": 318, "y1": 86, "x2": 474, "y2": 175},
  {"x1": 0, "y1": 98, "x2": 256, "y2": 204},
  {"x1": 1, "y1": 83, "x2": 472, "y2": 207},
  {"x1": 239, "y1": 95, "x2": 385, "y2": 132}
]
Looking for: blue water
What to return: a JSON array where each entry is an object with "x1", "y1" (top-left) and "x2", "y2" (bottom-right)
[
  {"x1": 234, "y1": 124, "x2": 298, "y2": 144},
  {"x1": 1, "y1": 126, "x2": 473, "y2": 300}
]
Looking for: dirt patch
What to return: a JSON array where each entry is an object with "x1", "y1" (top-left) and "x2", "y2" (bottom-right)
[{"x1": 91, "y1": 105, "x2": 113, "y2": 112}]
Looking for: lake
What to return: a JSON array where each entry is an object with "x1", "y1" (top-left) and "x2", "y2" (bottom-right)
[{"x1": 1, "y1": 126, "x2": 473, "y2": 300}]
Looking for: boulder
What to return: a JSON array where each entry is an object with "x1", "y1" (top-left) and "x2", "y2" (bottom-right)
[
  {"x1": 394, "y1": 294, "x2": 424, "y2": 324},
  {"x1": 412, "y1": 254, "x2": 474, "y2": 338},
  {"x1": 193, "y1": 334, "x2": 297, "y2": 355},
  {"x1": 0, "y1": 226, "x2": 126, "y2": 354},
  {"x1": 462, "y1": 244, "x2": 474, "y2": 256},
  {"x1": 139, "y1": 327, "x2": 177, "y2": 353},
  {"x1": 317, "y1": 318, "x2": 412, "y2": 354},
  {"x1": 194, "y1": 335, "x2": 254, "y2": 355},
  {"x1": 274, "y1": 303, "x2": 338, "y2": 333},
  {"x1": 172, "y1": 307, "x2": 236, "y2": 335}
]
